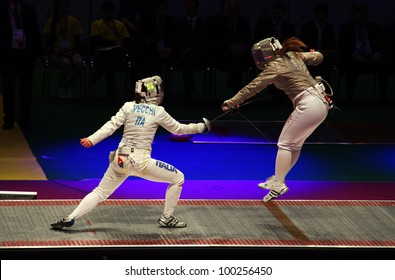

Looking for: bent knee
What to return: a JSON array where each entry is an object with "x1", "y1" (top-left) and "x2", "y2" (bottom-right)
[
  {"x1": 172, "y1": 171, "x2": 184, "y2": 186},
  {"x1": 277, "y1": 142, "x2": 293, "y2": 151},
  {"x1": 277, "y1": 143, "x2": 303, "y2": 151}
]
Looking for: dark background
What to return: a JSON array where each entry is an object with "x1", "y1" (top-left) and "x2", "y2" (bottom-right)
[
  {"x1": 24, "y1": 0, "x2": 395, "y2": 40},
  {"x1": 20, "y1": 0, "x2": 395, "y2": 68},
  {"x1": 14, "y1": 0, "x2": 393, "y2": 104}
]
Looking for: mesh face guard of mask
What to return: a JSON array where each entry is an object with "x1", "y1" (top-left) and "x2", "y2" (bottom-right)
[
  {"x1": 251, "y1": 37, "x2": 282, "y2": 70},
  {"x1": 135, "y1": 75, "x2": 164, "y2": 105}
]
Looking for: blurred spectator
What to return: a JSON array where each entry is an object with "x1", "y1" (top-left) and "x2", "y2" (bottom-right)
[
  {"x1": 338, "y1": 5, "x2": 389, "y2": 105},
  {"x1": 173, "y1": 0, "x2": 212, "y2": 105},
  {"x1": 119, "y1": 0, "x2": 143, "y2": 75},
  {"x1": 210, "y1": 0, "x2": 252, "y2": 95},
  {"x1": 0, "y1": 0, "x2": 42, "y2": 130},
  {"x1": 253, "y1": 1, "x2": 295, "y2": 103},
  {"x1": 90, "y1": 0, "x2": 131, "y2": 100},
  {"x1": 138, "y1": 0, "x2": 176, "y2": 78},
  {"x1": 254, "y1": 1, "x2": 295, "y2": 43},
  {"x1": 300, "y1": 3, "x2": 336, "y2": 84},
  {"x1": 119, "y1": 0, "x2": 142, "y2": 37},
  {"x1": 43, "y1": 0, "x2": 83, "y2": 99}
]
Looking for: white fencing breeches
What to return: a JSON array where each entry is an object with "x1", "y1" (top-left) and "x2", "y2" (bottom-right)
[
  {"x1": 275, "y1": 92, "x2": 329, "y2": 182},
  {"x1": 69, "y1": 148, "x2": 184, "y2": 220}
]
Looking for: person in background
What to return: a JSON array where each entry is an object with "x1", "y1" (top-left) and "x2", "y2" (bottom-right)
[
  {"x1": 338, "y1": 5, "x2": 388, "y2": 105},
  {"x1": 210, "y1": 0, "x2": 252, "y2": 95},
  {"x1": 90, "y1": 0, "x2": 131, "y2": 100},
  {"x1": 0, "y1": 0, "x2": 42, "y2": 130},
  {"x1": 119, "y1": 0, "x2": 144, "y2": 80},
  {"x1": 43, "y1": 0, "x2": 83, "y2": 99},
  {"x1": 138, "y1": 0, "x2": 176, "y2": 78},
  {"x1": 172, "y1": 0, "x2": 211, "y2": 105},
  {"x1": 253, "y1": 1, "x2": 295, "y2": 103},
  {"x1": 254, "y1": 1, "x2": 295, "y2": 44},
  {"x1": 300, "y1": 2, "x2": 336, "y2": 85}
]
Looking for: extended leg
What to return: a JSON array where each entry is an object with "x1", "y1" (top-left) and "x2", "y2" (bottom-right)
[{"x1": 50, "y1": 163, "x2": 128, "y2": 229}]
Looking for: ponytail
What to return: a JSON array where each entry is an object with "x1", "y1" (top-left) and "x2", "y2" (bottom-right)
[{"x1": 278, "y1": 37, "x2": 307, "y2": 55}]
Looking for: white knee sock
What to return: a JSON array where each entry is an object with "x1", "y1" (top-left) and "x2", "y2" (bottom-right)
[
  {"x1": 274, "y1": 148, "x2": 292, "y2": 183},
  {"x1": 289, "y1": 149, "x2": 301, "y2": 171},
  {"x1": 68, "y1": 192, "x2": 101, "y2": 220},
  {"x1": 163, "y1": 184, "x2": 182, "y2": 218}
]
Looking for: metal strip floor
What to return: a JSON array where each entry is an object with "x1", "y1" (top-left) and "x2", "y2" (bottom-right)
[{"x1": 1, "y1": 199, "x2": 394, "y2": 249}]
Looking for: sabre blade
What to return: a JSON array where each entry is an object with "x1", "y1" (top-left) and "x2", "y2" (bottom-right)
[
  {"x1": 237, "y1": 111, "x2": 269, "y2": 139},
  {"x1": 210, "y1": 110, "x2": 232, "y2": 122},
  {"x1": 210, "y1": 92, "x2": 283, "y2": 122}
]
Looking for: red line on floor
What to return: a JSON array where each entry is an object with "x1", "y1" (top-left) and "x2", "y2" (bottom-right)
[{"x1": 1, "y1": 199, "x2": 394, "y2": 207}]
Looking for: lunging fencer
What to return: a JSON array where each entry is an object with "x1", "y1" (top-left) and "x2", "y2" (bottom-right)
[
  {"x1": 222, "y1": 37, "x2": 333, "y2": 202},
  {"x1": 51, "y1": 75, "x2": 210, "y2": 229}
]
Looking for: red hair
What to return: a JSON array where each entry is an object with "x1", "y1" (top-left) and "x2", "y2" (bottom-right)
[{"x1": 278, "y1": 37, "x2": 307, "y2": 55}]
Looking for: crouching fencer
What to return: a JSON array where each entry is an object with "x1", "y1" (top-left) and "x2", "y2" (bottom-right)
[
  {"x1": 51, "y1": 76, "x2": 210, "y2": 229},
  {"x1": 222, "y1": 37, "x2": 333, "y2": 202}
]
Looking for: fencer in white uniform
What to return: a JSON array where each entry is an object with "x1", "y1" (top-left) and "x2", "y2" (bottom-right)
[
  {"x1": 51, "y1": 75, "x2": 209, "y2": 229},
  {"x1": 222, "y1": 37, "x2": 332, "y2": 202}
]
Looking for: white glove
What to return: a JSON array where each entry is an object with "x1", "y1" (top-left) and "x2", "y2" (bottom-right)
[{"x1": 196, "y1": 123, "x2": 206, "y2": 133}]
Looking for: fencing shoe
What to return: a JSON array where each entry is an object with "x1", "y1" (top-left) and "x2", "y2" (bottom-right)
[
  {"x1": 257, "y1": 175, "x2": 275, "y2": 189},
  {"x1": 261, "y1": 180, "x2": 289, "y2": 202},
  {"x1": 158, "y1": 215, "x2": 187, "y2": 228},
  {"x1": 263, "y1": 187, "x2": 289, "y2": 202},
  {"x1": 50, "y1": 217, "x2": 75, "y2": 230}
]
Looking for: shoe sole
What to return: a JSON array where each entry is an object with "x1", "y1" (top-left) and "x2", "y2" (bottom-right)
[
  {"x1": 50, "y1": 225, "x2": 65, "y2": 230},
  {"x1": 50, "y1": 219, "x2": 74, "y2": 230},
  {"x1": 263, "y1": 187, "x2": 289, "y2": 202},
  {"x1": 158, "y1": 219, "x2": 187, "y2": 228},
  {"x1": 158, "y1": 224, "x2": 187, "y2": 228}
]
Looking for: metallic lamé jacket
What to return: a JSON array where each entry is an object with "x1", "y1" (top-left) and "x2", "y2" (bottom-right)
[{"x1": 227, "y1": 51, "x2": 324, "y2": 106}]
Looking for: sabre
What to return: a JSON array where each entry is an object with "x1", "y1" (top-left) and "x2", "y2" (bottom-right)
[
  {"x1": 209, "y1": 110, "x2": 233, "y2": 122},
  {"x1": 208, "y1": 93, "x2": 278, "y2": 123},
  {"x1": 208, "y1": 100, "x2": 255, "y2": 122},
  {"x1": 205, "y1": 93, "x2": 283, "y2": 137},
  {"x1": 237, "y1": 111, "x2": 269, "y2": 139}
]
